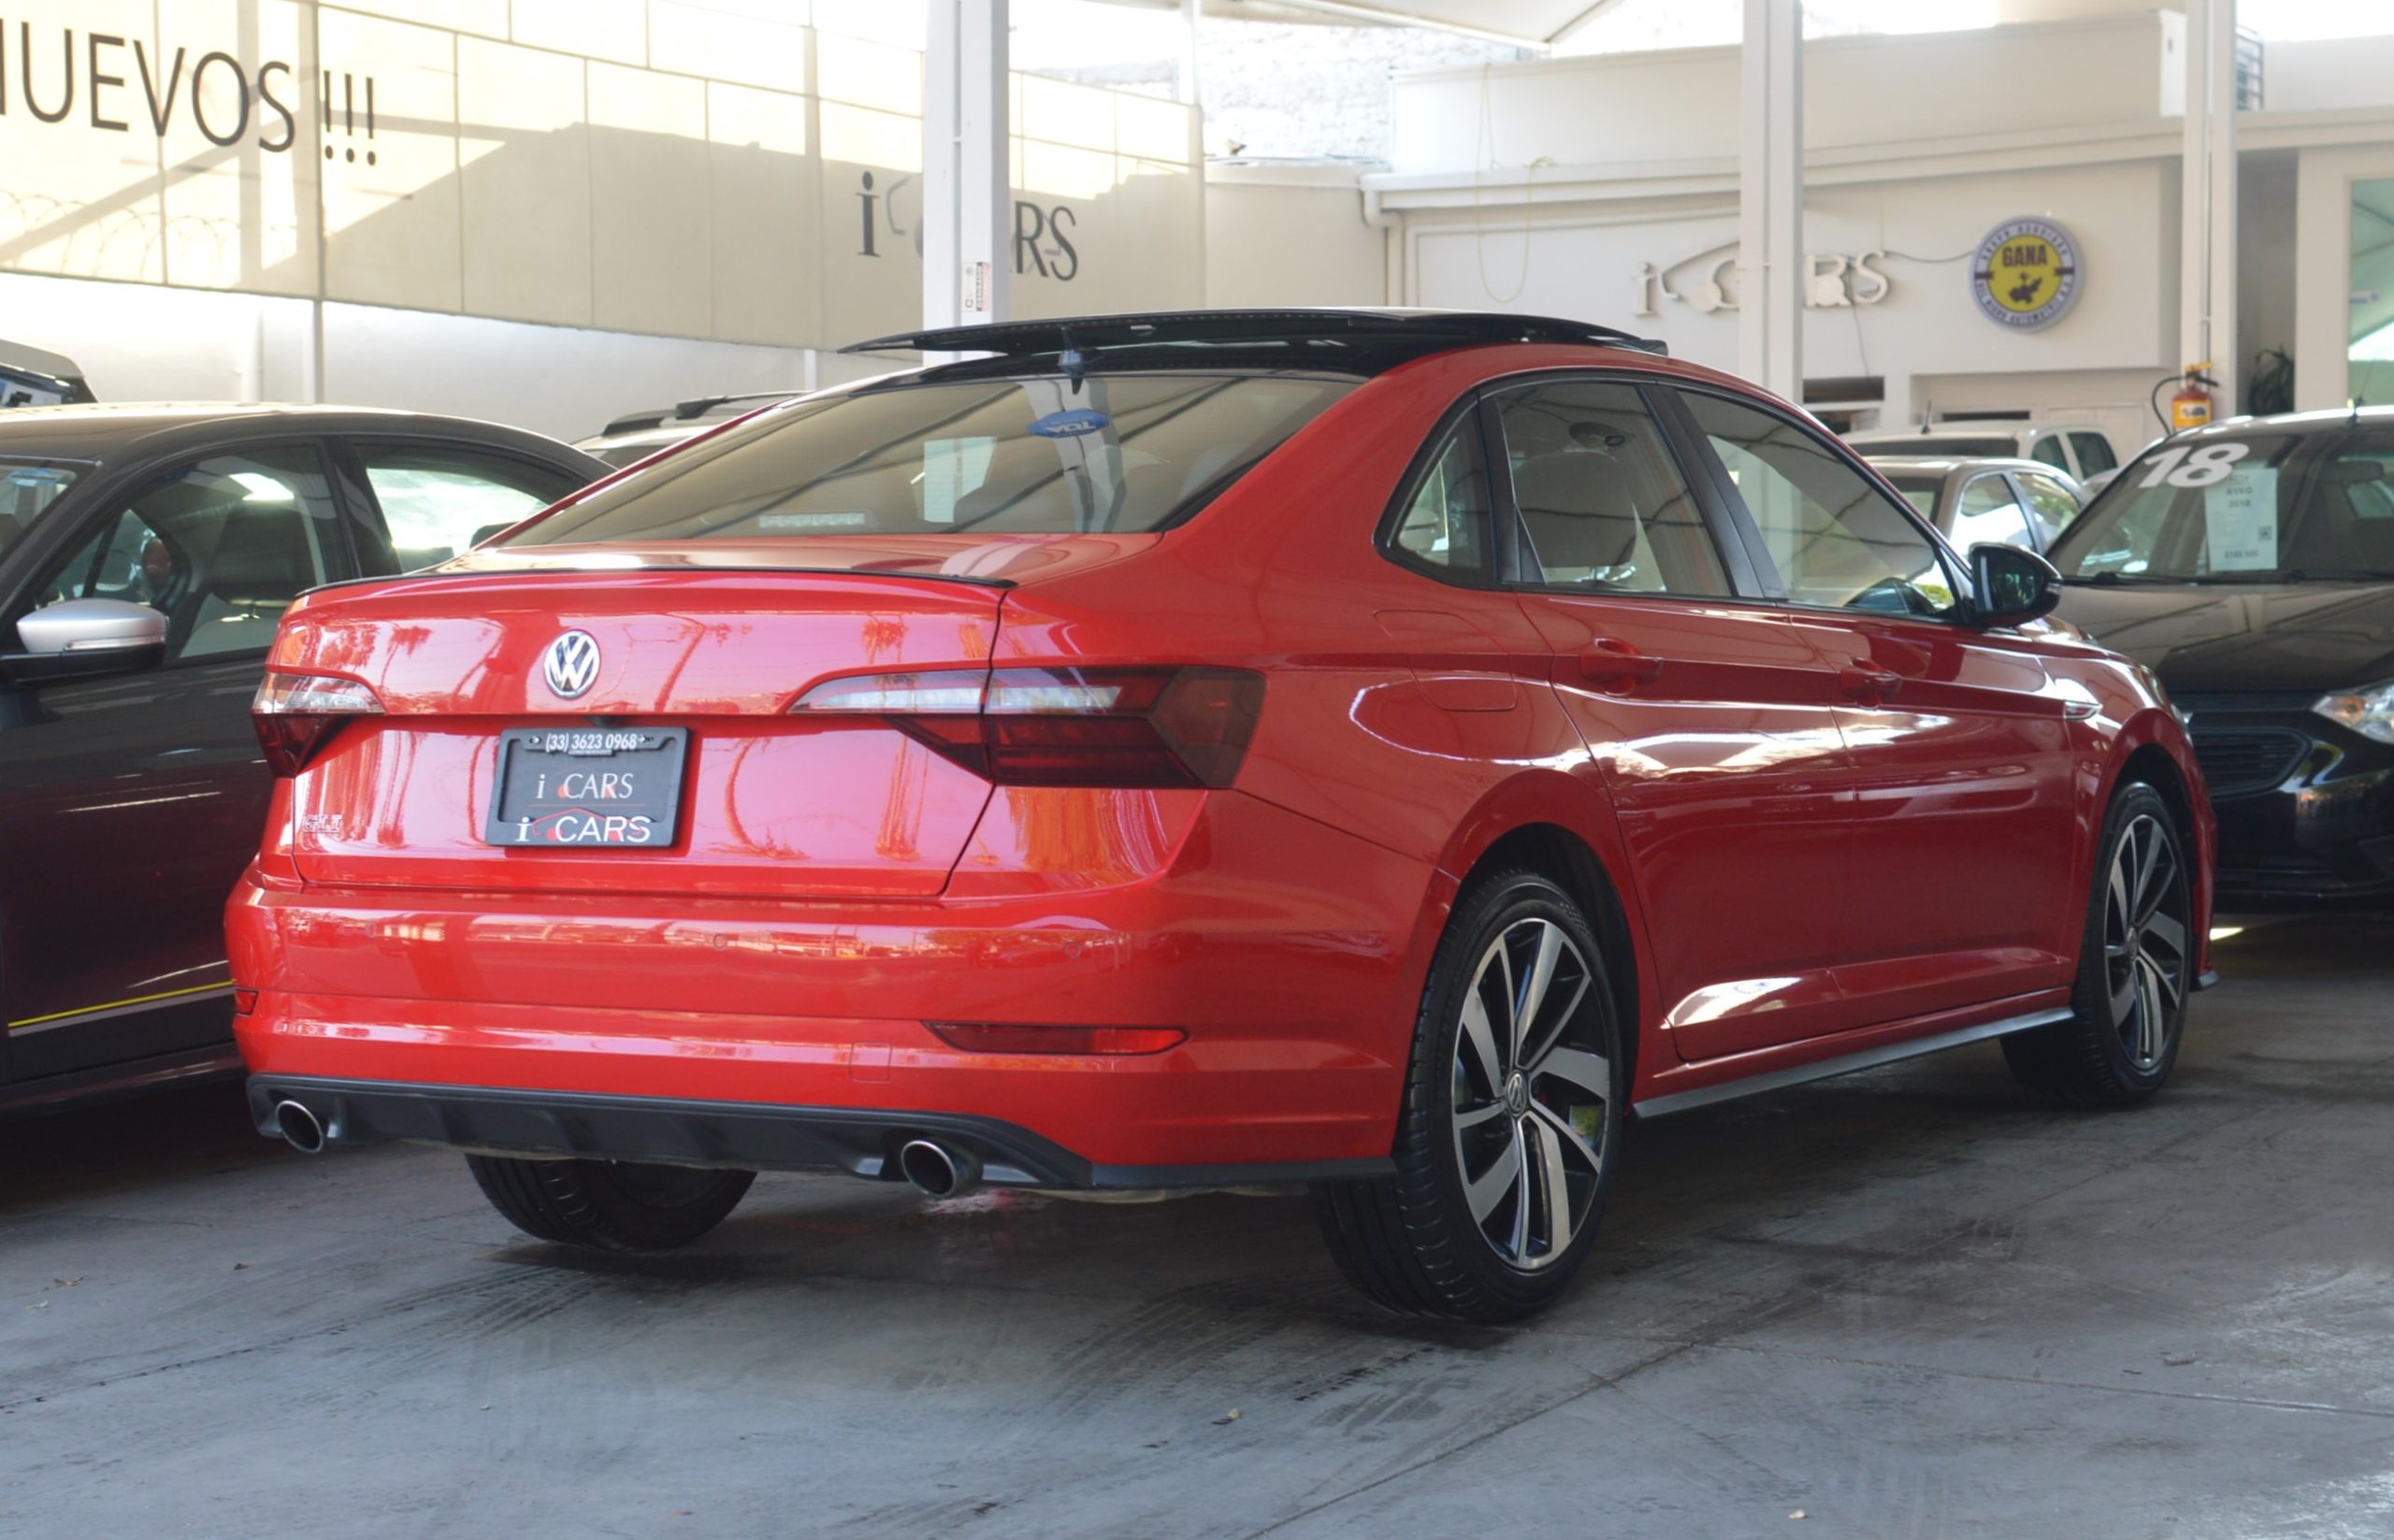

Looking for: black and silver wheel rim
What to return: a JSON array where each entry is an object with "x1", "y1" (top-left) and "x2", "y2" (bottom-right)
[
  {"x1": 1449, "y1": 917, "x2": 1611, "y2": 1271},
  {"x1": 2104, "y1": 813, "x2": 2189, "y2": 1072}
]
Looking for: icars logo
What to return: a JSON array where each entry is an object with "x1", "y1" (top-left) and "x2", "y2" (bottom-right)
[{"x1": 541, "y1": 631, "x2": 601, "y2": 700}]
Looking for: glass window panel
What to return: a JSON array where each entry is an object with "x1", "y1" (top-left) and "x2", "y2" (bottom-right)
[
  {"x1": 1490, "y1": 381, "x2": 1730, "y2": 597},
  {"x1": 1390, "y1": 422, "x2": 1493, "y2": 580},
  {"x1": 1685, "y1": 391, "x2": 1955, "y2": 617}
]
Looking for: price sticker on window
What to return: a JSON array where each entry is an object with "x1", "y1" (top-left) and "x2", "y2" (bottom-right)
[{"x1": 2203, "y1": 466, "x2": 2279, "y2": 571}]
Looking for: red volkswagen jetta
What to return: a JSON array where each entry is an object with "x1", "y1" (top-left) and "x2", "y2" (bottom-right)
[{"x1": 229, "y1": 310, "x2": 2213, "y2": 1321}]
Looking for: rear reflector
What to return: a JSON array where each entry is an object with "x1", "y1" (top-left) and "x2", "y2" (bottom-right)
[
  {"x1": 927, "y1": 1024, "x2": 1188, "y2": 1056},
  {"x1": 253, "y1": 670, "x2": 383, "y2": 777},
  {"x1": 792, "y1": 666, "x2": 1262, "y2": 789}
]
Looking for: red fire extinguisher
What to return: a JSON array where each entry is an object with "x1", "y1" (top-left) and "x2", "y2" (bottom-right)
[{"x1": 2170, "y1": 363, "x2": 2216, "y2": 431}]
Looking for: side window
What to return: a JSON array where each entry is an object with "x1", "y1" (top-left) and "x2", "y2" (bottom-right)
[
  {"x1": 1951, "y1": 473, "x2": 2038, "y2": 553},
  {"x1": 1488, "y1": 381, "x2": 1732, "y2": 596},
  {"x1": 1388, "y1": 414, "x2": 1494, "y2": 581},
  {"x1": 2070, "y1": 432, "x2": 2118, "y2": 475},
  {"x1": 2031, "y1": 435, "x2": 2071, "y2": 471},
  {"x1": 24, "y1": 445, "x2": 351, "y2": 663},
  {"x1": 1680, "y1": 391, "x2": 1956, "y2": 618},
  {"x1": 2013, "y1": 470, "x2": 2084, "y2": 545},
  {"x1": 353, "y1": 443, "x2": 581, "y2": 572}
]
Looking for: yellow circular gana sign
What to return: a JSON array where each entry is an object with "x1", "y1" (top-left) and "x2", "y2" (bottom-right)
[{"x1": 1971, "y1": 218, "x2": 2080, "y2": 330}]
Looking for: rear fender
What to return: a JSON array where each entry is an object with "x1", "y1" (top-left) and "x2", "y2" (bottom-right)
[{"x1": 1419, "y1": 764, "x2": 1659, "y2": 1092}]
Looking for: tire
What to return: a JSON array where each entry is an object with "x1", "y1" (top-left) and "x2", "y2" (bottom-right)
[
  {"x1": 467, "y1": 1155, "x2": 756, "y2": 1252},
  {"x1": 1314, "y1": 870, "x2": 1626, "y2": 1322},
  {"x1": 2002, "y1": 783, "x2": 2194, "y2": 1106}
]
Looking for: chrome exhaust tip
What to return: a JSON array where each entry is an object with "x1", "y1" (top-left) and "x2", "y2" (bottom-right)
[
  {"x1": 897, "y1": 1138, "x2": 980, "y2": 1199},
  {"x1": 272, "y1": 1099, "x2": 327, "y2": 1155}
]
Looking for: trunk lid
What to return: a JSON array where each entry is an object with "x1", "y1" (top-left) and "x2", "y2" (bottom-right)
[{"x1": 275, "y1": 569, "x2": 1008, "y2": 898}]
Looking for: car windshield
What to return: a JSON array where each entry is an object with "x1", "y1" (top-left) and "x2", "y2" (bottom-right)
[
  {"x1": 2047, "y1": 427, "x2": 2394, "y2": 582},
  {"x1": 509, "y1": 372, "x2": 1354, "y2": 546},
  {"x1": 0, "y1": 458, "x2": 82, "y2": 564}
]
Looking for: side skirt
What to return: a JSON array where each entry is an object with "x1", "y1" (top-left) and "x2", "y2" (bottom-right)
[{"x1": 1631, "y1": 1006, "x2": 2074, "y2": 1120}]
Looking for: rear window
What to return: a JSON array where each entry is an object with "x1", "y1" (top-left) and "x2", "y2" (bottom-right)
[
  {"x1": 1876, "y1": 473, "x2": 1941, "y2": 518},
  {"x1": 508, "y1": 373, "x2": 1353, "y2": 545}
]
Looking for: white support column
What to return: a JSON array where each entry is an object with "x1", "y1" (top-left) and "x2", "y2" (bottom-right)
[
  {"x1": 1738, "y1": 0, "x2": 1801, "y2": 402},
  {"x1": 2179, "y1": 0, "x2": 2239, "y2": 411},
  {"x1": 1177, "y1": 0, "x2": 1203, "y2": 107},
  {"x1": 923, "y1": 0, "x2": 1011, "y2": 337}
]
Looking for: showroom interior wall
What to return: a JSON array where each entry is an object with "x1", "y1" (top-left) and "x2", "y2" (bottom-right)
[
  {"x1": 1291, "y1": 7, "x2": 2394, "y2": 442},
  {"x1": 0, "y1": 0, "x2": 1201, "y2": 439}
]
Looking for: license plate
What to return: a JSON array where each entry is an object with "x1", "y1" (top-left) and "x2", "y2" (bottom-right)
[{"x1": 483, "y1": 727, "x2": 688, "y2": 849}]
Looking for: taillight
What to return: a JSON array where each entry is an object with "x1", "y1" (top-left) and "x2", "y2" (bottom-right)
[
  {"x1": 792, "y1": 666, "x2": 1263, "y2": 789},
  {"x1": 252, "y1": 671, "x2": 383, "y2": 777}
]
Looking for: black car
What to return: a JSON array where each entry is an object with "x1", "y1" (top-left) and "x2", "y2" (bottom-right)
[
  {"x1": 0, "y1": 406, "x2": 605, "y2": 1113},
  {"x1": 2047, "y1": 410, "x2": 2394, "y2": 902}
]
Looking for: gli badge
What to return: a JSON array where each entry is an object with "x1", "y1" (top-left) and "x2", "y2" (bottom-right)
[{"x1": 542, "y1": 631, "x2": 601, "y2": 700}]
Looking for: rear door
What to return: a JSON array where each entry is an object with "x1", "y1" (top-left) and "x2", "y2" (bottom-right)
[
  {"x1": 0, "y1": 439, "x2": 354, "y2": 1076},
  {"x1": 1490, "y1": 377, "x2": 1860, "y2": 1058},
  {"x1": 1674, "y1": 389, "x2": 2084, "y2": 1027}
]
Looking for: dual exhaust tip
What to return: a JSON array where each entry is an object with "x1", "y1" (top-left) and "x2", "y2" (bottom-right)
[{"x1": 274, "y1": 1102, "x2": 981, "y2": 1199}]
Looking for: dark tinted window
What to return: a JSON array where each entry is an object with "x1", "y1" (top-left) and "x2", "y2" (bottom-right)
[
  {"x1": 2048, "y1": 429, "x2": 2394, "y2": 581},
  {"x1": 1686, "y1": 392, "x2": 1956, "y2": 617},
  {"x1": 1490, "y1": 381, "x2": 1731, "y2": 596},
  {"x1": 24, "y1": 446, "x2": 350, "y2": 662},
  {"x1": 2070, "y1": 432, "x2": 2118, "y2": 474},
  {"x1": 510, "y1": 374, "x2": 1352, "y2": 546},
  {"x1": 0, "y1": 459, "x2": 80, "y2": 564},
  {"x1": 2031, "y1": 436, "x2": 2071, "y2": 470}
]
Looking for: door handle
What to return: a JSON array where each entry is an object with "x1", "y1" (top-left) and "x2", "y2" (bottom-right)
[
  {"x1": 1838, "y1": 664, "x2": 1904, "y2": 703},
  {"x1": 1579, "y1": 640, "x2": 1666, "y2": 690}
]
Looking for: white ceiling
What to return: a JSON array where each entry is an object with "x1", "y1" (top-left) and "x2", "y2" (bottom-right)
[{"x1": 1100, "y1": 0, "x2": 1628, "y2": 48}]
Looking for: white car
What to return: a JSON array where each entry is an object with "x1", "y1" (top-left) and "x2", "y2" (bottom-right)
[{"x1": 1848, "y1": 419, "x2": 2121, "y2": 492}]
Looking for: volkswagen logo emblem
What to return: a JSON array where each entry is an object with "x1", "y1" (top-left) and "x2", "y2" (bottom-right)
[{"x1": 541, "y1": 631, "x2": 601, "y2": 700}]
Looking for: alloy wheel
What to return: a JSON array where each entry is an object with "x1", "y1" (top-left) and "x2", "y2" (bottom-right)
[
  {"x1": 1449, "y1": 917, "x2": 1611, "y2": 1270},
  {"x1": 2103, "y1": 812, "x2": 2189, "y2": 1070}
]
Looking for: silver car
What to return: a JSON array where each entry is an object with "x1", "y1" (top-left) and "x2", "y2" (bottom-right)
[{"x1": 1864, "y1": 454, "x2": 2086, "y2": 554}]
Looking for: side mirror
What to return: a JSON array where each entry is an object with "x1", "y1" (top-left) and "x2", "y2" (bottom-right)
[
  {"x1": 1, "y1": 597, "x2": 167, "y2": 684},
  {"x1": 1969, "y1": 543, "x2": 2063, "y2": 628}
]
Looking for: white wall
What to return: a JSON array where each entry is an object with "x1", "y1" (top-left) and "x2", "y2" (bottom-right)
[
  {"x1": 1204, "y1": 167, "x2": 1386, "y2": 309},
  {"x1": 1406, "y1": 160, "x2": 2179, "y2": 430},
  {"x1": 0, "y1": 269, "x2": 904, "y2": 444},
  {"x1": 2268, "y1": 36, "x2": 2394, "y2": 113},
  {"x1": 1388, "y1": 13, "x2": 2180, "y2": 176}
]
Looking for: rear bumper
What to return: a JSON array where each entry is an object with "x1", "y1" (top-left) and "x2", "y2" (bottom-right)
[
  {"x1": 226, "y1": 792, "x2": 1445, "y2": 1171},
  {"x1": 246, "y1": 1074, "x2": 1393, "y2": 1190}
]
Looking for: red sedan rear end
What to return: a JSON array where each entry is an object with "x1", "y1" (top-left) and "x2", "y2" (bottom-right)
[{"x1": 230, "y1": 310, "x2": 2212, "y2": 1319}]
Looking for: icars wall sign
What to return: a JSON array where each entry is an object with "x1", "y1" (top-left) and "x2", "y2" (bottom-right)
[{"x1": 1971, "y1": 218, "x2": 2080, "y2": 330}]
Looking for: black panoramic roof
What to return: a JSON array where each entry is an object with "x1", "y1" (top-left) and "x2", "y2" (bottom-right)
[{"x1": 841, "y1": 308, "x2": 1666, "y2": 374}]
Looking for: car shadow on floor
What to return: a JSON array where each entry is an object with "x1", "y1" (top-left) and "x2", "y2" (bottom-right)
[{"x1": 0, "y1": 1077, "x2": 268, "y2": 1216}]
